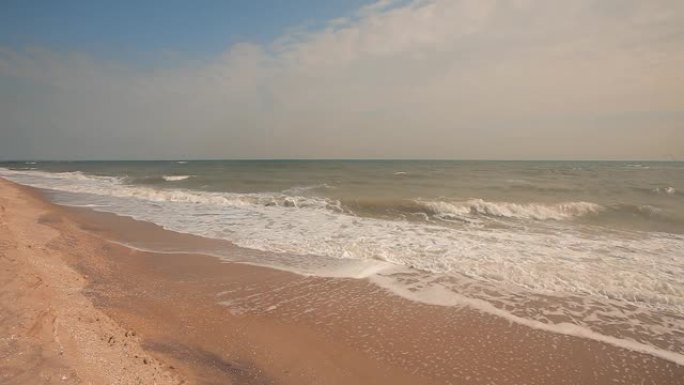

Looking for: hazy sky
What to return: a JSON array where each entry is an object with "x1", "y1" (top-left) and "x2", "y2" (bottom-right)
[{"x1": 1, "y1": 0, "x2": 683, "y2": 160}]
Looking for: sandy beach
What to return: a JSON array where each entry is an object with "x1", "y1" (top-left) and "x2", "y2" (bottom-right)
[
  {"x1": 0, "y1": 179, "x2": 180, "y2": 385},
  {"x1": 1, "y1": 177, "x2": 682, "y2": 385}
]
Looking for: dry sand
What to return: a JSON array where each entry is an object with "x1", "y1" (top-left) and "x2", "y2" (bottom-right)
[
  {"x1": 1, "y1": 178, "x2": 682, "y2": 384},
  {"x1": 0, "y1": 179, "x2": 180, "y2": 384}
]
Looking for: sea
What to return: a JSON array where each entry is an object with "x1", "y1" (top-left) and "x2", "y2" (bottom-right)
[{"x1": 1, "y1": 160, "x2": 682, "y2": 364}]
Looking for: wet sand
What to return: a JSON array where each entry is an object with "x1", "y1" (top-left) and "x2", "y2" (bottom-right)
[{"x1": 1, "y1": 178, "x2": 682, "y2": 384}]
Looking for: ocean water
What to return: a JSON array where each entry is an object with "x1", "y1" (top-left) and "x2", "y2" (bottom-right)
[{"x1": 1, "y1": 160, "x2": 683, "y2": 363}]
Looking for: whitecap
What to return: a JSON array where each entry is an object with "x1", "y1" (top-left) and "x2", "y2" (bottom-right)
[
  {"x1": 282, "y1": 184, "x2": 333, "y2": 195},
  {"x1": 162, "y1": 175, "x2": 191, "y2": 182},
  {"x1": 654, "y1": 186, "x2": 677, "y2": 195},
  {"x1": 418, "y1": 199, "x2": 604, "y2": 221}
]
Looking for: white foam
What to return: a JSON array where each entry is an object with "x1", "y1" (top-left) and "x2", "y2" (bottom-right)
[
  {"x1": 162, "y1": 175, "x2": 191, "y2": 182},
  {"x1": 2, "y1": 167, "x2": 682, "y2": 309},
  {"x1": 654, "y1": 186, "x2": 677, "y2": 195},
  {"x1": 282, "y1": 183, "x2": 333, "y2": 194},
  {"x1": 0, "y1": 168, "x2": 121, "y2": 183},
  {"x1": 370, "y1": 271, "x2": 684, "y2": 366},
  {"x1": 62, "y1": 203, "x2": 101, "y2": 208},
  {"x1": 0, "y1": 168, "x2": 334, "y2": 210},
  {"x1": 419, "y1": 199, "x2": 604, "y2": 220}
]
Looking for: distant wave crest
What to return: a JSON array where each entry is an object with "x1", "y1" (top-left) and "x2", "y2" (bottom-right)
[
  {"x1": 162, "y1": 175, "x2": 191, "y2": 182},
  {"x1": 282, "y1": 184, "x2": 334, "y2": 195},
  {"x1": 654, "y1": 186, "x2": 676, "y2": 195}
]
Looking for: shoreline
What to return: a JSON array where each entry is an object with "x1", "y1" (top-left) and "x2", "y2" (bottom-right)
[{"x1": 1, "y1": 177, "x2": 682, "y2": 384}]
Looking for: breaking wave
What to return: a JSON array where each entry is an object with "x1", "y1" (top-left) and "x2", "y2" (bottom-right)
[
  {"x1": 162, "y1": 175, "x2": 191, "y2": 182},
  {"x1": 0, "y1": 167, "x2": 341, "y2": 212},
  {"x1": 654, "y1": 186, "x2": 677, "y2": 195},
  {"x1": 281, "y1": 183, "x2": 334, "y2": 195},
  {"x1": 418, "y1": 199, "x2": 603, "y2": 221}
]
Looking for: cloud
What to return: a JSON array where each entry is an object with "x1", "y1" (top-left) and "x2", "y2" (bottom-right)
[{"x1": 1, "y1": 0, "x2": 683, "y2": 160}]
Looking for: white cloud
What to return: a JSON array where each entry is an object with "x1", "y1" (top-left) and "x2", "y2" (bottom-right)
[{"x1": 1, "y1": 0, "x2": 683, "y2": 159}]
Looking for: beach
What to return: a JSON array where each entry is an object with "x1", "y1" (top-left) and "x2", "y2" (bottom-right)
[
  {"x1": 3, "y1": 0, "x2": 682, "y2": 382},
  {"x1": 1, "y1": 177, "x2": 683, "y2": 384}
]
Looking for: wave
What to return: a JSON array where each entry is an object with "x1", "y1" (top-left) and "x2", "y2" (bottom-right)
[
  {"x1": 93, "y1": 185, "x2": 338, "y2": 211},
  {"x1": 281, "y1": 184, "x2": 334, "y2": 195},
  {"x1": 625, "y1": 164, "x2": 651, "y2": 169},
  {"x1": 1, "y1": 169, "x2": 123, "y2": 183},
  {"x1": 0, "y1": 167, "x2": 341, "y2": 212},
  {"x1": 162, "y1": 175, "x2": 191, "y2": 182},
  {"x1": 417, "y1": 199, "x2": 604, "y2": 221},
  {"x1": 2, "y1": 168, "x2": 679, "y2": 227},
  {"x1": 654, "y1": 186, "x2": 677, "y2": 195},
  {"x1": 415, "y1": 199, "x2": 683, "y2": 230}
]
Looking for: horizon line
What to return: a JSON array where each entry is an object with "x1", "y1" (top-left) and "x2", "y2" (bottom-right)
[{"x1": 0, "y1": 158, "x2": 682, "y2": 163}]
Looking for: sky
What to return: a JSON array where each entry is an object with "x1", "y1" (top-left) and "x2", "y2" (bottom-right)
[{"x1": 1, "y1": 0, "x2": 683, "y2": 160}]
